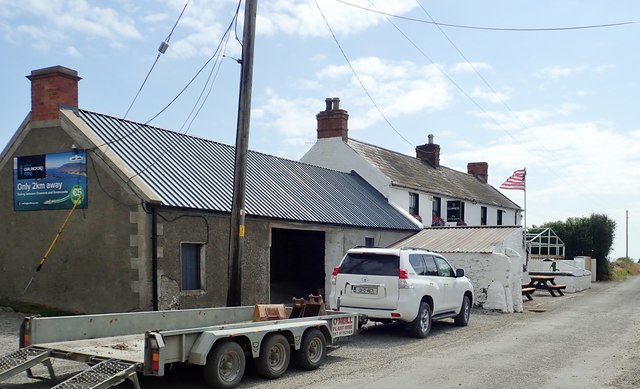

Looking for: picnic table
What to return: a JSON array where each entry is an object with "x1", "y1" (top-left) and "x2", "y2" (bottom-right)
[{"x1": 525, "y1": 275, "x2": 566, "y2": 297}]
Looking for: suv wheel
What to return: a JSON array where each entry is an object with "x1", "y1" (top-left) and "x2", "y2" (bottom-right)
[
  {"x1": 407, "y1": 302, "x2": 431, "y2": 338},
  {"x1": 454, "y1": 295, "x2": 471, "y2": 326}
]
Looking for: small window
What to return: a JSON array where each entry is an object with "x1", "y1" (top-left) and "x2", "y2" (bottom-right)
[
  {"x1": 434, "y1": 256, "x2": 455, "y2": 277},
  {"x1": 365, "y1": 237, "x2": 375, "y2": 247},
  {"x1": 432, "y1": 196, "x2": 441, "y2": 217},
  {"x1": 497, "y1": 210, "x2": 503, "y2": 226},
  {"x1": 409, "y1": 254, "x2": 426, "y2": 275},
  {"x1": 422, "y1": 255, "x2": 439, "y2": 276},
  {"x1": 481, "y1": 206, "x2": 487, "y2": 226},
  {"x1": 181, "y1": 243, "x2": 204, "y2": 291},
  {"x1": 409, "y1": 192, "x2": 419, "y2": 216}
]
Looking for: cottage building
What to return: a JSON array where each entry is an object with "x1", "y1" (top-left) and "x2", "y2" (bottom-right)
[
  {"x1": 0, "y1": 66, "x2": 418, "y2": 314},
  {"x1": 301, "y1": 98, "x2": 522, "y2": 228}
]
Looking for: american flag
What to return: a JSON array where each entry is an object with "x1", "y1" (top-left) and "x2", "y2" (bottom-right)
[{"x1": 500, "y1": 169, "x2": 526, "y2": 191}]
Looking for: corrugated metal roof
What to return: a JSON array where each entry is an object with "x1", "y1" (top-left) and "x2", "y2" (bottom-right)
[
  {"x1": 347, "y1": 139, "x2": 521, "y2": 210},
  {"x1": 391, "y1": 226, "x2": 522, "y2": 253},
  {"x1": 77, "y1": 109, "x2": 419, "y2": 231}
]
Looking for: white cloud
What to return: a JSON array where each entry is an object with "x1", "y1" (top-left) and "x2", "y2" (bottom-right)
[
  {"x1": 0, "y1": 0, "x2": 141, "y2": 49},
  {"x1": 142, "y1": 13, "x2": 169, "y2": 24},
  {"x1": 470, "y1": 87, "x2": 512, "y2": 103},
  {"x1": 594, "y1": 63, "x2": 616, "y2": 73},
  {"x1": 66, "y1": 46, "x2": 81, "y2": 57},
  {"x1": 475, "y1": 109, "x2": 552, "y2": 131},
  {"x1": 448, "y1": 122, "x2": 640, "y2": 209},
  {"x1": 536, "y1": 65, "x2": 587, "y2": 79},
  {"x1": 449, "y1": 62, "x2": 492, "y2": 75},
  {"x1": 258, "y1": 0, "x2": 418, "y2": 37},
  {"x1": 315, "y1": 57, "x2": 452, "y2": 126}
]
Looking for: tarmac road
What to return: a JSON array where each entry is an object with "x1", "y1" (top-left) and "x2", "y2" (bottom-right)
[{"x1": 1, "y1": 277, "x2": 638, "y2": 389}]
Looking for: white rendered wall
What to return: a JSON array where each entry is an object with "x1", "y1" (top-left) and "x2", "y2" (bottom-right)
[
  {"x1": 301, "y1": 138, "x2": 391, "y2": 198},
  {"x1": 447, "y1": 250, "x2": 523, "y2": 313},
  {"x1": 444, "y1": 228, "x2": 525, "y2": 313}
]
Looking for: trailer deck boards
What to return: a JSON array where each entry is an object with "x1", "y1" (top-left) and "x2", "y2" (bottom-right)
[{"x1": 38, "y1": 334, "x2": 144, "y2": 363}]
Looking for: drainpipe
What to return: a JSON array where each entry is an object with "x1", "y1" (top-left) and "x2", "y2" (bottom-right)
[{"x1": 151, "y1": 204, "x2": 159, "y2": 311}]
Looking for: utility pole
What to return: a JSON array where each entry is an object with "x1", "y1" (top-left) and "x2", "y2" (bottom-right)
[
  {"x1": 626, "y1": 210, "x2": 629, "y2": 259},
  {"x1": 228, "y1": 0, "x2": 257, "y2": 307}
]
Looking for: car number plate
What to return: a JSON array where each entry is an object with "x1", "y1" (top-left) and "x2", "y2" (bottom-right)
[{"x1": 353, "y1": 286, "x2": 377, "y2": 295}]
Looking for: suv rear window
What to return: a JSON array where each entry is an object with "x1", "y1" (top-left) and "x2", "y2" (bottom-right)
[{"x1": 340, "y1": 253, "x2": 399, "y2": 276}]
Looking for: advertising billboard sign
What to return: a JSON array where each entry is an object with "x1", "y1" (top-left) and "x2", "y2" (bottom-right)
[{"x1": 13, "y1": 151, "x2": 88, "y2": 211}]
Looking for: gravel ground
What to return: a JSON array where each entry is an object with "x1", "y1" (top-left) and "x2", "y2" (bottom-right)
[{"x1": 0, "y1": 281, "x2": 616, "y2": 388}]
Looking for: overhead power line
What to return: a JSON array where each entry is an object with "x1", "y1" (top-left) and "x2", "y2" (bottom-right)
[
  {"x1": 314, "y1": 0, "x2": 414, "y2": 148},
  {"x1": 124, "y1": 0, "x2": 190, "y2": 119},
  {"x1": 336, "y1": 0, "x2": 637, "y2": 32}
]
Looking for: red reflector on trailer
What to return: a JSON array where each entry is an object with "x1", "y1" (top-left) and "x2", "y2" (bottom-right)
[{"x1": 152, "y1": 352, "x2": 160, "y2": 372}]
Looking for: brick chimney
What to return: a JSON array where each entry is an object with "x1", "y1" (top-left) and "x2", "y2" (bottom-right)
[
  {"x1": 316, "y1": 97, "x2": 349, "y2": 142},
  {"x1": 27, "y1": 65, "x2": 81, "y2": 122},
  {"x1": 467, "y1": 162, "x2": 489, "y2": 183},
  {"x1": 416, "y1": 134, "x2": 440, "y2": 167}
]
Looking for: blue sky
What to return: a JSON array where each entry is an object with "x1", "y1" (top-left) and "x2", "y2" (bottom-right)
[{"x1": 1, "y1": 0, "x2": 638, "y2": 260}]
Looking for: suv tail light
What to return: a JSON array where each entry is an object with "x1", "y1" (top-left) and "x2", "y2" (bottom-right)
[
  {"x1": 331, "y1": 266, "x2": 340, "y2": 285},
  {"x1": 399, "y1": 268, "x2": 413, "y2": 289}
]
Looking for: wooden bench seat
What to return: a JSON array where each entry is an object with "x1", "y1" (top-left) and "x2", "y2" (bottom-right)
[
  {"x1": 548, "y1": 284, "x2": 566, "y2": 290},
  {"x1": 521, "y1": 287, "x2": 536, "y2": 301}
]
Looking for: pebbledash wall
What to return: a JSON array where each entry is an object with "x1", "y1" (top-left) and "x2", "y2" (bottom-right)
[{"x1": 0, "y1": 117, "x2": 147, "y2": 313}]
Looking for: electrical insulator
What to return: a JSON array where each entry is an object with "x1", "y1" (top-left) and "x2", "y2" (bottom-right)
[{"x1": 158, "y1": 41, "x2": 169, "y2": 54}]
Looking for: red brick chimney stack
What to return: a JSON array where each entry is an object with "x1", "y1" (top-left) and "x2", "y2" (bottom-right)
[
  {"x1": 415, "y1": 134, "x2": 440, "y2": 167},
  {"x1": 316, "y1": 97, "x2": 349, "y2": 142},
  {"x1": 467, "y1": 162, "x2": 489, "y2": 183},
  {"x1": 27, "y1": 66, "x2": 81, "y2": 122}
]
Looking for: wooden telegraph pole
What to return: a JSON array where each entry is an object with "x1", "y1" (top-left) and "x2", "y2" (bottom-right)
[{"x1": 228, "y1": 0, "x2": 257, "y2": 307}]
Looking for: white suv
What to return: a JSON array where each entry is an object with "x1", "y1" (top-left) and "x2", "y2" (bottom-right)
[{"x1": 329, "y1": 247, "x2": 474, "y2": 338}]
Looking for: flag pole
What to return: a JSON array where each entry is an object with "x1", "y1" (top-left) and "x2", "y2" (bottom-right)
[{"x1": 523, "y1": 167, "x2": 527, "y2": 233}]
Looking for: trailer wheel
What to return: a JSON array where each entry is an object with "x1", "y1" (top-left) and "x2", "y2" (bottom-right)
[
  {"x1": 255, "y1": 334, "x2": 291, "y2": 379},
  {"x1": 294, "y1": 328, "x2": 327, "y2": 370},
  {"x1": 203, "y1": 341, "x2": 246, "y2": 389}
]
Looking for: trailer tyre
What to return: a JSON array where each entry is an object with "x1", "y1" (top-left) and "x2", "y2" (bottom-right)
[
  {"x1": 203, "y1": 341, "x2": 246, "y2": 389},
  {"x1": 294, "y1": 329, "x2": 327, "y2": 370},
  {"x1": 255, "y1": 334, "x2": 291, "y2": 379}
]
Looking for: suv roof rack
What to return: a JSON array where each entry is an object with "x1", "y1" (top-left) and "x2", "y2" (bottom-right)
[{"x1": 399, "y1": 246, "x2": 430, "y2": 252}]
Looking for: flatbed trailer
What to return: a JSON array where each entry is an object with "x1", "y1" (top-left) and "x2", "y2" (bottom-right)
[{"x1": 0, "y1": 299, "x2": 359, "y2": 388}]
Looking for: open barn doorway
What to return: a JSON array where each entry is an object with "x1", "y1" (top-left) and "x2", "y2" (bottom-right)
[{"x1": 269, "y1": 228, "x2": 326, "y2": 304}]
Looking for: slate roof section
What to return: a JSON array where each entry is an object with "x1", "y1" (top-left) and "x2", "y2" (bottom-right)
[
  {"x1": 347, "y1": 139, "x2": 521, "y2": 210},
  {"x1": 391, "y1": 226, "x2": 522, "y2": 253},
  {"x1": 77, "y1": 109, "x2": 419, "y2": 231}
]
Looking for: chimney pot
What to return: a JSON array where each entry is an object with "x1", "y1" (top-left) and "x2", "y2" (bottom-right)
[
  {"x1": 325, "y1": 97, "x2": 332, "y2": 111},
  {"x1": 428, "y1": 134, "x2": 434, "y2": 144},
  {"x1": 332, "y1": 97, "x2": 340, "y2": 110}
]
